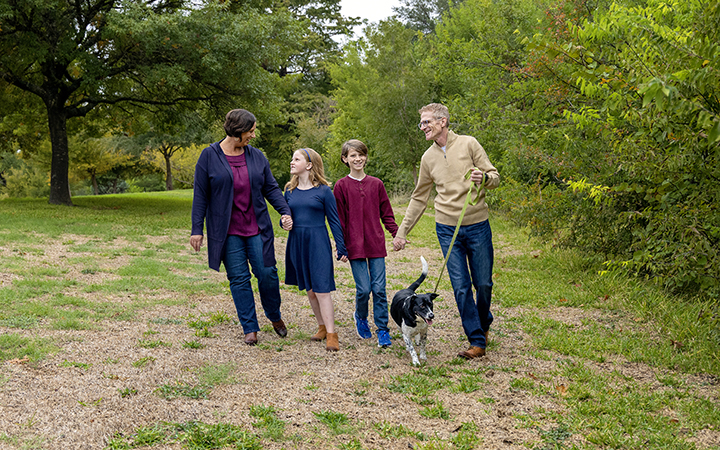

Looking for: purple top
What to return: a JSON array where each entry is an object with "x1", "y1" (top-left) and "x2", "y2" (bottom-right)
[
  {"x1": 333, "y1": 175, "x2": 398, "y2": 260},
  {"x1": 225, "y1": 153, "x2": 259, "y2": 237}
]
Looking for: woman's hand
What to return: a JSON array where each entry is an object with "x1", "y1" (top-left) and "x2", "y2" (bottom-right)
[
  {"x1": 190, "y1": 235, "x2": 204, "y2": 252},
  {"x1": 281, "y1": 214, "x2": 293, "y2": 231}
]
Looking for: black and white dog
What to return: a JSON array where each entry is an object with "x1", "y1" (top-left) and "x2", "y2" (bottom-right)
[{"x1": 391, "y1": 256, "x2": 437, "y2": 366}]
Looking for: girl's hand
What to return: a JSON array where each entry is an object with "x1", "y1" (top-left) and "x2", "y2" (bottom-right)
[
  {"x1": 281, "y1": 214, "x2": 293, "y2": 231},
  {"x1": 338, "y1": 253, "x2": 348, "y2": 263}
]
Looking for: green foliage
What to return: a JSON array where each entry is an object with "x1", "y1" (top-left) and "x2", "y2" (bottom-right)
[
  {"x1": 0, "y1": 0, "x2": 304, "y2": 204},
  {"x1": 327, "y1": 19, "x2": 433, "y2": 190},
  {"x1": 522, "y1": 0, "x2": 720, "y2": 297}
]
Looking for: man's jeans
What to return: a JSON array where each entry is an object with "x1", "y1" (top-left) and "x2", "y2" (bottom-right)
[
  {"x1": 223, "y1": 234, "x2": 282, "y2": 334},
  {"x1": 350, "y1": 257, "x2": 390, "y2": 332},
  {"x1": 436, "y1": 220, "x2": 494, "y2": 348}
]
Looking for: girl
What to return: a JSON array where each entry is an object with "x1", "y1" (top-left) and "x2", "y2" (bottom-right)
[
  {"x1": 284, "y1": 148, "x2": 348, "y2": 351},
  {"x1": 333, "y1": 140, "x2": 398, "y2": 348}
]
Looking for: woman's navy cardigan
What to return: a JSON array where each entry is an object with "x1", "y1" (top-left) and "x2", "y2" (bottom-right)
[{"x1": 191, "y1": 140, "x2": 290, "y2": 271}]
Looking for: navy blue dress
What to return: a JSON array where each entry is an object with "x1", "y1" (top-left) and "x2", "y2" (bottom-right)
[{"x1": 284, "y1": 185, "x2": 348, "y2": 293}]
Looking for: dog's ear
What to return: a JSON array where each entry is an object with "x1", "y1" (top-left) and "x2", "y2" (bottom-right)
[{"x1": 430, "y1": 293, "x2": 438, "y2": 301}]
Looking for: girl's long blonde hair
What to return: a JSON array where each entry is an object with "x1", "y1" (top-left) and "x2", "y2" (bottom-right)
[{"x1": 284, "y1": 148, "x2": 329, "y2": 192}]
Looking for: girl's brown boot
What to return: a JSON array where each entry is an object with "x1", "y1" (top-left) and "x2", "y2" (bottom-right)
[
  {"x1": 326, "y1": 333, "x2": 339, "y2": 352},
  {"x1": 310, "y1": 325, "x2": 327, "y2": 341}
]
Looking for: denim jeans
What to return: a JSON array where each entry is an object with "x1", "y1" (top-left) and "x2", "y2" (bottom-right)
[
  {"x1": 223, "y1": 234, "x2": 282, "y2": 334},
  {"x1": 350, "y1": 257, "x2": 389, "y2": 332},
  {"x1": 436, "y1": 220, "x2": 494, "y2": 348}
]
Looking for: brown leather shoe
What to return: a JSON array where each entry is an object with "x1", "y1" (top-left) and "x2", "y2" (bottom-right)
[
  {"x1": 326, "y1": 332, "x2": 339, "y2": 352},
  {"x1": 310, "y1": 325, "x2": 327, "y2": 341},
  {"x1": 272, "y1": 320, "x2": 287, "y2": 338},
  {"x1": 244, "y1": 332, "x2": 258, "y2": 346},
  {"x1": 457, "y1": 346, "x2": 485, "y2": 359}
]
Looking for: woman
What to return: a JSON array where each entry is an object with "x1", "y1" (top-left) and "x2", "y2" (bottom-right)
[{"x1": 190, "y1": 109, "x2": 293, "y2": 345}]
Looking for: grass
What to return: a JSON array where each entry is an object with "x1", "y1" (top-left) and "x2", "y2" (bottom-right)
[
  {"x1": 106, "y1": 421, "x2": 262, "y2": 450},
  {"x1": 2, "y1": 191, "x2": 719, "y2": 450}
]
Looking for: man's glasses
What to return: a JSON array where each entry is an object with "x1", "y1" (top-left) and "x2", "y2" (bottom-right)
[{"x1": 418, "y1": 118, "x2": 443, "y2": 129}]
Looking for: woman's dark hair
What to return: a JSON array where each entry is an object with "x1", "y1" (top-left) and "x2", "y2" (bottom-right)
[{"x1": 223, "y1": 109, "x2": 256, "y2": 137}]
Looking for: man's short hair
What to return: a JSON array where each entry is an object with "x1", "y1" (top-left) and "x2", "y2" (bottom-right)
[{"x1": 419, "y1": 103, "x2": 449, "y2": 120}]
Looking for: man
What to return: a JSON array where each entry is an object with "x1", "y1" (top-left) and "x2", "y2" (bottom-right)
[{"x1": 393, "y1": 103, "x2": 500, "y2": 359}]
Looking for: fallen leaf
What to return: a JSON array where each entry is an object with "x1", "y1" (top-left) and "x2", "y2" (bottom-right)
[
  {"x1": 6, "y1": 356, "x2": 30, "y2": 364},
  {"x1": 556, "y1": 384, "x2": 568, "y2": 396}
]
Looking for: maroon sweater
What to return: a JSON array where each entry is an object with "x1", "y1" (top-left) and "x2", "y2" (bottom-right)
[{"x1": 333, "y1": 175, "x2": 398, "y2": 260}]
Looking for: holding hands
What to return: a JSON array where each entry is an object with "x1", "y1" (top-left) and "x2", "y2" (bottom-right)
[
  {"x1": 281, "y1": 214, "x2": 293, "y2": 231},
  {"x1": 393, "y1": 236, "x2": 407, "y2": 251}
]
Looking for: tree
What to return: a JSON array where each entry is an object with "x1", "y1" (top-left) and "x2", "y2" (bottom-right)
[
  {"x1": 118, "y1": 107, "x2": 214, "y2": 191},
  {"x1": 327, "y1": 19, "x2": 433, "y2": 189},
  {"x1": 524, "y1": 0, "x2": 720, "y2": 295},
  {"x1": 0, "y1": 0, "x2": 301, "y2": 205},
  {"x1": 71, "y1": 135, "x2": 133, "y2": 195},
  {"x1": 393, "y1": 0, "x2": 453, "y2": 34}
]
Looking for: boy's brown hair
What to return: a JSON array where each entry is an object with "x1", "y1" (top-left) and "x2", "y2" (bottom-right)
[{"x1": 341, "y1": 139, "x2": 368, "y2": 168}]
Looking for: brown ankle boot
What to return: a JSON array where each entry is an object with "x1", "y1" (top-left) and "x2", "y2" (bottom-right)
[
  {"x1": 310, "y1": 325, "x2": 327, "y2": 341},
  {"x1": 326, "y1": 333, "x2": 339, "y2": 352},
  {"x1": 457, "y1": 346, "x2": 485, "y2": 359}
]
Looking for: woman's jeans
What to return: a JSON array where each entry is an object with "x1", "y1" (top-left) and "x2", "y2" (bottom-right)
[
  {"x1": 223, "y1": 234, "x2": 282, "y2": 334},
  {"x1": 350, "y1": 257, "x2": 389, "y2": 332},
  {"x1": 436, "y1": 220, "x2": 494, "y2": 348}
]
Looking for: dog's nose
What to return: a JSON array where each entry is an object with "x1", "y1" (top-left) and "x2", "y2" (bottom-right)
[{"x1": 428, "y1": 312, "x2": 435, "y2": 320}]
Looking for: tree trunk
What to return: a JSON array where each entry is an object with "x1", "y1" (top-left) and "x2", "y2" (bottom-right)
[
  {"x1": 165, "y1": 152, "x2": 173, "y2": 191},
  {"x1": 91, "y1": 173, "x2": 99, "y2": 195},
  {"x1": 47, "y1": 106, "x2": 73, "y2": 206}
]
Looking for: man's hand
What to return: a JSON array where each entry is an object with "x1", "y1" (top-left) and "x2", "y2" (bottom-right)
[
  {"x1": 393, "y1": 236, "x2": 407, "y2": 251},
  {"x1": 281, "y1": 214, "x2": 293, "y2": 231},
  {"x1": 470, "y1": 168, "x2": 486, "y2": 185},
  {"x1": 190, "y1": 235, "x2": 203, "y2": 252}
]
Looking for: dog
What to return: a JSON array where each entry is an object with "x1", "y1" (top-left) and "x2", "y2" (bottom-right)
[{"x1": 391, "y1": 256, "x2": 437, "y2": 366}]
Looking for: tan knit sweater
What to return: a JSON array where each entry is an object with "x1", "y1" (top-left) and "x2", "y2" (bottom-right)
[{"x1": 397, "y1": 131, "x2": 500, "y2": 239}]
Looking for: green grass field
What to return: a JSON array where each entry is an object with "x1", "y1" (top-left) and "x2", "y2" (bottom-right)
[{"x1": 0, "y1": 190, "x2": 718, "y2": 450}]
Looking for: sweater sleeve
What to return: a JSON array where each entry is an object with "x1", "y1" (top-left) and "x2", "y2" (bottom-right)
[
  {"x1": 323, "y1": 186, "x2": 348, "y2": 258},
  {"x1": 191, "y1": 149, "x2": 209, "y2": 236},
  {"x1": 471, "y1": 140, "x2": 500, "y2": 190},
  {"x1": 332, "y1": 179, "x2": 348, "y2": 234},
  {"x1": 396, "y1": 157, "x2": 433, "y2": 240},
  {"x1": 377, "y1": 180, "x2": 398, "y2": 237}
]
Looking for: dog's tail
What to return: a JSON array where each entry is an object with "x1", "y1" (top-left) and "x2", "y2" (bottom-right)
[{"x1": 408, "y1": 256, "x2": 429, "y2": 292}]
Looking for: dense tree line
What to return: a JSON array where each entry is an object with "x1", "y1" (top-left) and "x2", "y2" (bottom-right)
[{"x1": 1, "y1": 0, "x2": 718, "y2": 299}]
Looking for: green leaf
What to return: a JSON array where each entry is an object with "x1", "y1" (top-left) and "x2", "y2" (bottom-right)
[{"x1": 708, "y1": 120, "x2": 720, "y2": 144}]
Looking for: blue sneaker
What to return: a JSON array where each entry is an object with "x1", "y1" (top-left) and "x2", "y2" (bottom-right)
[
  {"x1": 377, "y1": 330, "x2": 392, "y2": 348},
  {"x1": 354, "y1": 313, "x2": 372, "y2": 339}
]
